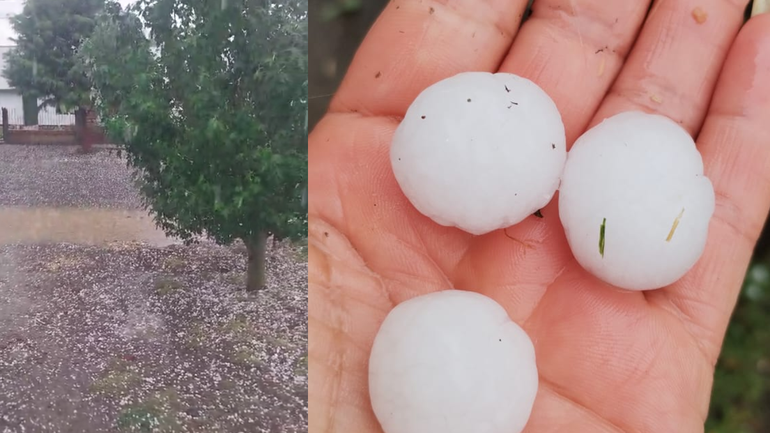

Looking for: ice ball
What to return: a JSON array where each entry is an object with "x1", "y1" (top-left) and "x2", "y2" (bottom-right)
[
  {"x1": 559, "y1": 111, "x2": 715, "y2": 291},
  {"x1": 369, "y1": 290, "x2": 538, "y2": 433},
  {"x1": 390, "y1": 72, "x2": 566, "y2": 235}
]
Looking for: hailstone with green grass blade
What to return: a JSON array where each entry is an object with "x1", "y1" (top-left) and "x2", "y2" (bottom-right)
[
  {"x1": 559, "y1": 111, "x2": 715, "y2": 291},
  {"x1": 390, "y1": 72, "x2": 566, "y2": 235},
  {"x1": 369, "y1": 290, "x2": 538, "y2": 433}
]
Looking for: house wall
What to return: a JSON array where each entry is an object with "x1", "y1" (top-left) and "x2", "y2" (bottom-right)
[
  {"x1": 0, "y1": 89, "x2": 21, "y2": 114},
  {"x1": 0, "y1": 46, "x2": 75, "y2": 126}
]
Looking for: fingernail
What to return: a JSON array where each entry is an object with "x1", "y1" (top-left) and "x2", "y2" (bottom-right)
[{"x1": 751, "y1": 0, "x2": 770, "y2": 17}]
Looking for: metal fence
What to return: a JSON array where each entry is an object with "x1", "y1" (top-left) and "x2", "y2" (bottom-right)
[{"x1": 3, "y1": 108, "x2": 76, "y2": 126}]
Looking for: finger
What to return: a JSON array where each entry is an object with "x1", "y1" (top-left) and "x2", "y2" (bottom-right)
[
  {"x1": 647, "y1": 13, "x2": 770, "y2": 364},
  {"x1": 499, "y1": 0, "x2": 651, "y2": 144},
  {"x1": 455, "y1": 0, "x2": 651, "y2": 320},
  {"x1": 329, "y1": 0, "x2": 530, "y2": 117},
  {"x1": 591, "y1": 0, "x2": 749, "y2": 135}
]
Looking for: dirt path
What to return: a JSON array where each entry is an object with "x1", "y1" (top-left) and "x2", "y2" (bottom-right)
[{"x1": 0, "y1": 207, "x2": 176, "y2": 246}]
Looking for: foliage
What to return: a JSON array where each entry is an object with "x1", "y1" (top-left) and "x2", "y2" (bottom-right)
[
  {"x1": 321, "y1": 0, "x2": 362, "y2": 21},
  {"x1": 75, "y1": 1, "x2": 150, "y2": 117},
  {"x1": 78, "y1": 0, "x2": 307, "y2": 290},
  {"x1": 707, "y1": 261, "x2": 770, "y2": 433},
  {"x1": 2, "y1": 0, "x2": 105, "y2": 111}
]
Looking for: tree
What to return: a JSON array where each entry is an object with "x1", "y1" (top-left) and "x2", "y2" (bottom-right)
[
  {"x1": 78, "y1": 0, "x2": 308, "y2": 292},
  {"x1": 2, "y1": 0, "x2": 105, "y2": 120},
  {"x1": 22, "y1": 95, "x2": 37, "y2": 126}
]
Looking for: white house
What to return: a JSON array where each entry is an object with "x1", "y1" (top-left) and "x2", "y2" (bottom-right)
[
  {"x1": 0, "y1": 2, "x2": 74, "y2": 126},
  {"x1": 0, "y1": 45, "x2": 76, "y2": 125},
  {"x1": 0, "y1": 45, "x2": 21, "y2": 114}
]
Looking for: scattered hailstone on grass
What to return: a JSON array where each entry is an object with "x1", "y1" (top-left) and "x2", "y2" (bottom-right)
[
  {"x1": 390, "y1": 72, "x2": 566, "y2": 235},
  {"x1": 559, "y1": 111, "x2": 715, "y2": 291},
  {"x1": 369, "y1": 290, "x2": 538, "y2": 433}
]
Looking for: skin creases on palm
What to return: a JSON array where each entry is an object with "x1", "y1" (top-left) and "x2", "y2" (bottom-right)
[
  {"x1": 309, "y1": 5, "x2": 770, "y2": 433},
  {"x1": 309, "y1": 114, "x2": 715, "y2": 433}
]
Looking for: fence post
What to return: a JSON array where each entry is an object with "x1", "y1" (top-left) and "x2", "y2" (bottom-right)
[{"x1": 1, "y1": 108, "x2": 7, "y2": 144}]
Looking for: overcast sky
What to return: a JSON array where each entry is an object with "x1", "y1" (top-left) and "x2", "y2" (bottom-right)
[{"x1": 0, "y1": 0, "x2": 135, "y2": 45}]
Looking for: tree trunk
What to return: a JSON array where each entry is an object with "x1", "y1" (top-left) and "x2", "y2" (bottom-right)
[
  {"x1": 75, "y1": 107, "x2": 92, "y2": 153},
  {"x1": 245, "y1": 232, "x2": 268, "y2": 292},
  {"x1": 22, "y1": 95, "x2": 37, "y2": 126}
]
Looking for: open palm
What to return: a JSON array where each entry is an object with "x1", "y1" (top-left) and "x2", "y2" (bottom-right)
[{"x1": 309, "y1": 1, "x2": 770, "y2": 432}]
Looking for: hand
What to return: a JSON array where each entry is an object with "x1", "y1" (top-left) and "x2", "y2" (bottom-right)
[{"x1": 308, "y1": 0, "x2": 770, "y2": 431}]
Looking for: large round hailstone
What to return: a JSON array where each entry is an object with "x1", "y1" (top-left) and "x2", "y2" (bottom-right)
[
  {"x1": 559, "y1": 111, "x2": 715, "y2": 291},
  {"x1": 369, "y1": 290, "x2": 538, "y2": 433},
  {"x1": 390, "y1": 72, "x2": 566, "y2": 235}
]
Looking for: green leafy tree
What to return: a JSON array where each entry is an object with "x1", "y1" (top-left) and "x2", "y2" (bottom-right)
[
  {"x1": 78, "y1": 0, "x2": 308, "y2": 292},
  {"x1": 707, "y1": 261, "x2": 770, "y2": 433},
  {"x1": 2, "y1": 0, "x2": 105, "y2": 116}
]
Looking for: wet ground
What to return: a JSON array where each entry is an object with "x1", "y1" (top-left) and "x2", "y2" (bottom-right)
[
  {"x1": 0, "y1": 145, "x2": 308, "y2": 432},
  {"x1": 0, "y1": 207, "x2": 173, "y2": 246},
  {"x1": 0, "y1": 144, "x2": 168, "y2": 246}
]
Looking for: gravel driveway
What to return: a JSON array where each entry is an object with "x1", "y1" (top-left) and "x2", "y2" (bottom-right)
[{"x1": 0, "y1": 144, "x2": 142, "y2": 208}]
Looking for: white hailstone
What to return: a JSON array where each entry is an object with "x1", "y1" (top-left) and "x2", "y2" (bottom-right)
[
  {"x1": 559, "y1": 111, "x2": 715, "y2": 291},
  {"x1": 369, "y1": 290, "x2": 538, "y2": 433},
  {"x1": 390, "y1": 72, "x2": 566, "y2": 235}
]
